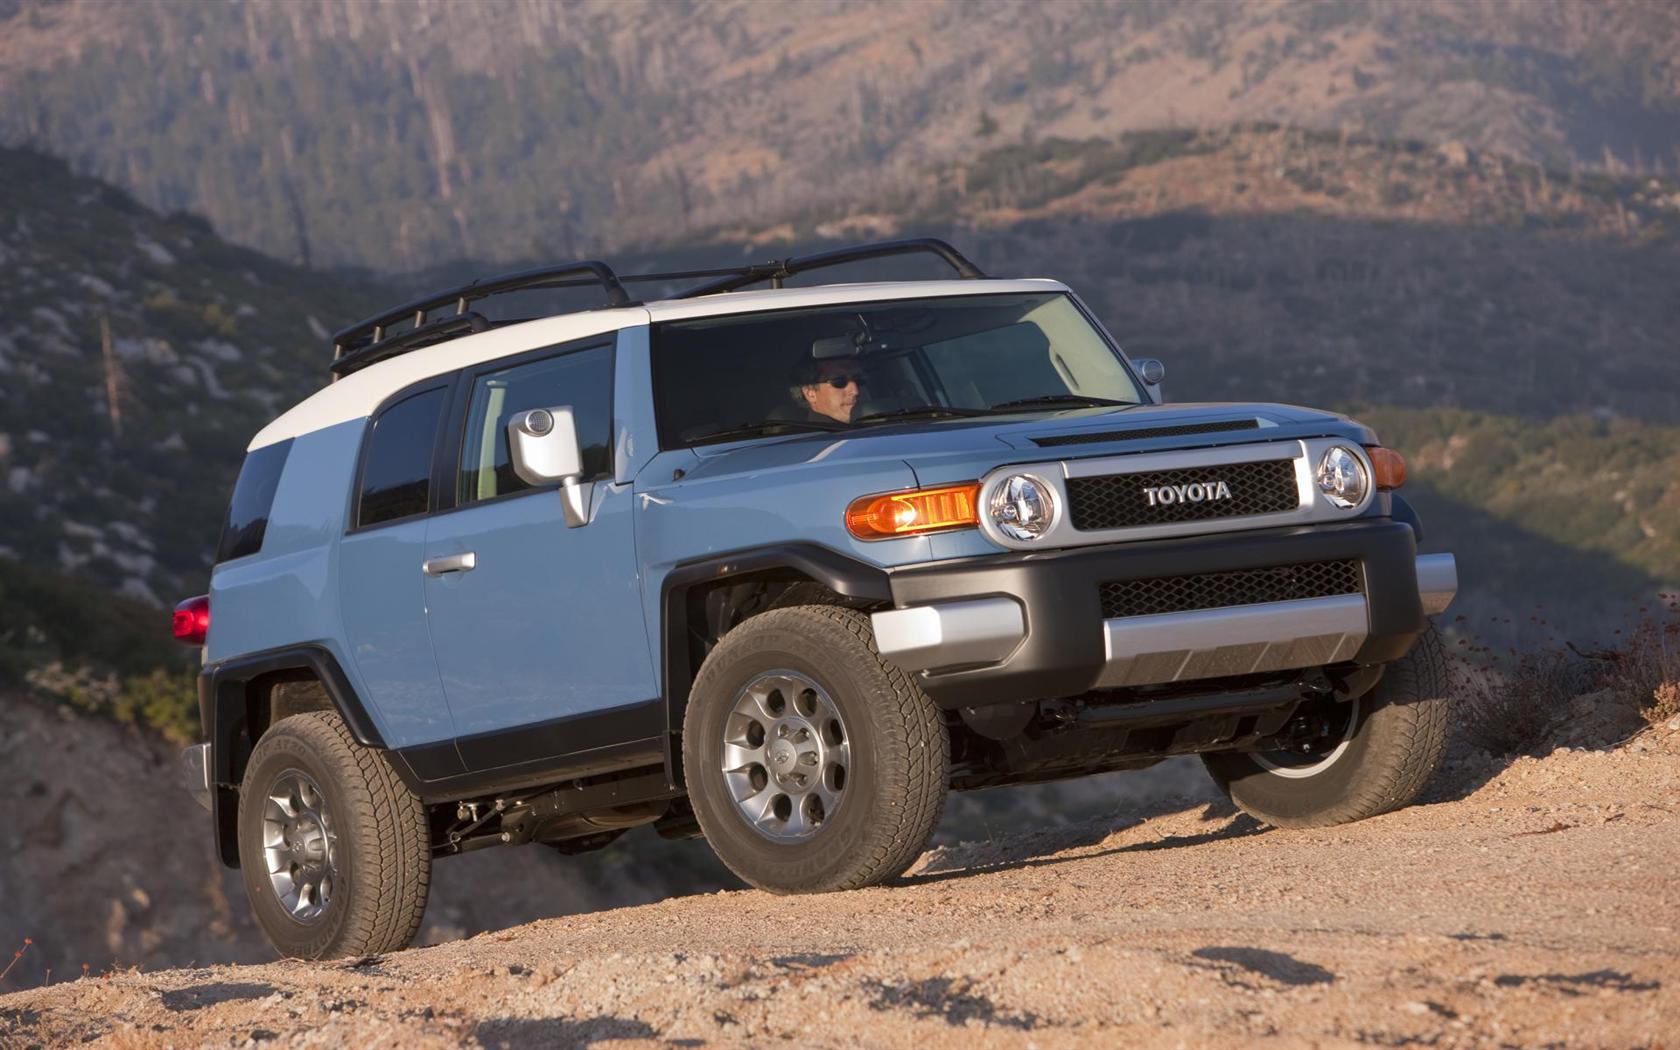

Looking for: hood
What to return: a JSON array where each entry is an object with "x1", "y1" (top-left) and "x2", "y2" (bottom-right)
[{"x1": 680, "y1": 401, "x2": 1375, "y2": 486}]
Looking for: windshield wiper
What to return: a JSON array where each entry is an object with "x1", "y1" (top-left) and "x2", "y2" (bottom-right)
[
  {"x1": 987, "y1": 394, "x2": 1136, "y2": 412},
  {"x1": 684, "y1": 419, "x2": 847, "y2": 445},
  {"x1": 852, "y1": 405, "x2": 990, "y2": 425}
]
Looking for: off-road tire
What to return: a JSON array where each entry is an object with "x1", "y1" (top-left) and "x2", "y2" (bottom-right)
[
  {"x1": 1202, "y1": 624, "x2": 1451, "y2": 828},
  {"x1": 683, "y1": 605, "x2": 949, "y2": 893},
  {"x1": 237, "y1": 712, "x2": 431, "y2": 958}
]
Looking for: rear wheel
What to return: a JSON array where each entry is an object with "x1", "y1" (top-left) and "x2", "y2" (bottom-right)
[
  {"x1": 237, "y1": 711, "x2": 431, "y2": 958},
  {"x1": 683, "y1": 605, "x2": 949, "y2": 893},
  {"x1": 1202, "y1": 625, "x2": 1451, "y2": 828}
]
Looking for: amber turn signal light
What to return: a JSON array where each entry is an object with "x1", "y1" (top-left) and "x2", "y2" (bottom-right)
[
  {"x1": 1366, "y1": 446, "x2": 1407, "y2": 490},
  {"x1": 846, "y1": 482, "x2": 981, "y2": 540}
]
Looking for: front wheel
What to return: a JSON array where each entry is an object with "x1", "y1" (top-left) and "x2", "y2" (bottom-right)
[
  {"x1": 236, "y1": 712, "x2": 432, "y2": 958},
  {"x1": 1202, "y1": 625, "x2": 1451, "y2": 828},
  {"x1": 682, "y1": 605, "x2": 949, "y2": 893}
]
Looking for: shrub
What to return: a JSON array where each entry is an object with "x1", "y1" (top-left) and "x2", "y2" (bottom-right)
[
  {"x1": 23, "y1": 661, "x2": 199, "y2": 742},
  {"x1": 1454, "y1": 644, "x2": 1595, "y2": 755},
  {"x1": 1454, "y1": 594, "x2": 1680, "y2": 754},
  {"x1": 1594, "y1": 593, "x2": 1680, "y2": 728}
]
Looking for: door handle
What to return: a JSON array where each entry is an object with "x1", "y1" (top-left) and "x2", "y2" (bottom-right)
[{"x1": 423, "y1": 552, "x2": 477, "y2": 576}]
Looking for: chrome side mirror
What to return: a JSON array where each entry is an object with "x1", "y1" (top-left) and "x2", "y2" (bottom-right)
[
  {"x1": 508, "y1": 407, "x2": 593, "y2": 527},
  {"x1": 1133, "y1": 357, "x2": 1166, "y2": 401}
]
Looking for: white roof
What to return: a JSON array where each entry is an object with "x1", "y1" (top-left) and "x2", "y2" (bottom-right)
[
  {"x1": 249, "y1": 279, "x2": 1068, "y2": 450},
  {"x1": 641, "y1": 278, "x2": 1066, "y2": 322}
]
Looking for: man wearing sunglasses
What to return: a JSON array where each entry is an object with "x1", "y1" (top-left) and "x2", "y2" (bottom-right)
[{"x1": 792, "y1": 356, "x2": 867, "y2": 425}]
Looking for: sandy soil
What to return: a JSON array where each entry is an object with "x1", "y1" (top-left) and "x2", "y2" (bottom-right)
[{"x1": 3, "y1": 729, "x2": 1676, "y2": 1049}]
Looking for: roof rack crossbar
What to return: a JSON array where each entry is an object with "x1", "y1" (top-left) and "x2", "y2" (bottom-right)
[
  {"x1": 672, "y1": 238, "x2": 985, "y2": 299},
  {"x1": 331, "y1": 312, "x2": 492, "y2": 377}
]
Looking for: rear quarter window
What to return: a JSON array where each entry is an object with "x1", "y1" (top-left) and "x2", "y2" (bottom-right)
[
  {"x1": 356, "y1": 386, "x2": 448, "y2": 528},
  {"x1": 216, "y1": 439, "x2": 293, "y2": 563}
]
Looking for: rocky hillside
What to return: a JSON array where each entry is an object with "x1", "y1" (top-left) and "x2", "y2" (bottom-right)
[
  {"x1": 2, "y1": 0, "x2": 1677, "y2": 269},
  {"x1": 0, "y1": 146, "x2": 382, "y2": 608}
]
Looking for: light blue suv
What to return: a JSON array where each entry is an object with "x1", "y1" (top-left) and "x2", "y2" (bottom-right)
[{"x1": 175, "y1": 240, "x2": 1457, "y2": 958}]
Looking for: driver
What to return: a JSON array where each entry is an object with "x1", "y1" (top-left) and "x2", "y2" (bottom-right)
[{"x1": 790, "y1": 355, "x2": 865, "y2": 425}]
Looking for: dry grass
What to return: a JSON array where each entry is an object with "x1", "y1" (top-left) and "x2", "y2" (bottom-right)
[
  {"x1": 1596, "y1": 595, "x2": 1680, "y2": 728},
  {"x1": 0, "y1": 937, "x2": 31, "y2": 985},
  {"x1": 1454, "y1": 645, "x2": 1596, "y2": 756},
  {"x1": 1454, "y1": 595, "x2": 1680, "y2": 755}
]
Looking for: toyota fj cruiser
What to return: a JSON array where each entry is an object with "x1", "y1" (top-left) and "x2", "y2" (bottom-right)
[{"x1": 176, "y1": 239, "x2": 1456, "y2": 958}]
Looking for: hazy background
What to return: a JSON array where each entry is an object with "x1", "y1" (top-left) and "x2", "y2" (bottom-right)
[{"x1": 0, "y1": 0, "x2": 1675, "y2": 989}]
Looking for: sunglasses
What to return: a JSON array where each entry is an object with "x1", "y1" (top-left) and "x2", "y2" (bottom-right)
[{"x1": 816, "y1": 373, "x2": 864, "y2": 389}]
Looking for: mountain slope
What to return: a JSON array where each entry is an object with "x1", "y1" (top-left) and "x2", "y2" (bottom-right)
[
  {"x1": 0, "y1": 146, "x2": 384, "y2": 607},
  {"x1": 2, "y1": 0, "x2": 1677, "y2": 269}
]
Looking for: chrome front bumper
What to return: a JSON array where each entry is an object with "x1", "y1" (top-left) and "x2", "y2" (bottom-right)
[
  {"x1": 181, "y1": 743, "x2": 213, "y2": 812},
  {"x1": 873, "y1": 552, "x2": 1457, "y2": 689}
]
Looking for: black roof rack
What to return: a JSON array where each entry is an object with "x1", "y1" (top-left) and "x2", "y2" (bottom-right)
[
  {"x1": 331, "y1": 261, "x2": 633, "y2": 377},
  {"x1": 670, "y1": 238, "x2": 985, "y2": 298},
  {"x1": 328, "y1": 238, "x2": 986, "y2": 378}
]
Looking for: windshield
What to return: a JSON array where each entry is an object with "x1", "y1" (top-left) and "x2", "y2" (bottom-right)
[{"x1": 652, "y1": 292, "x2": 1143, "y2": 447}]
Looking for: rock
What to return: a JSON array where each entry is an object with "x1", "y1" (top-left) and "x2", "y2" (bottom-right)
[
  {"x1": 1437, "y1": 140, "x2": 1472, "y2": 168},
  {"x1": 134, "y1": 234, "x2": 177, "y2": 266}
]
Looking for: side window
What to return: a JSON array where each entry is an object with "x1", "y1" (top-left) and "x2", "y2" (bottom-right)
[
  {"x1": 458, "y1": 345, "x2": 614, "y2": 504},
  {"x1": 357, "y1": 387, "x2": 447, "y2": 528},
  {"x1": 216, "y1": 438, "x2": 292, "y2": 563}
]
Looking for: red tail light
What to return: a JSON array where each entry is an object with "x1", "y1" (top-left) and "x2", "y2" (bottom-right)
[{"x1": 173, "y1": 594, "x2": 210, "y2": 646}]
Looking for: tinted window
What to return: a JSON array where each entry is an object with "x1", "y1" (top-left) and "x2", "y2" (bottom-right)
[
  {"x1": 357, "y1": 387, "x2": 447, "y2": 527},
  {"x1": 458, "y1": 346, "x2": 614, "y2": 504},
  {"x1": 216, "y1": 439, "x2": 292, "y2": 563}
]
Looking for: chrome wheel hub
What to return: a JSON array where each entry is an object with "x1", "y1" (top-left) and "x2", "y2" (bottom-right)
[
  {"x1": 261, "y1": 770, "x2": 338, "y2": 922},
  {"x1": 721, "y1": 670, "x2": 850, "y2": 842}
]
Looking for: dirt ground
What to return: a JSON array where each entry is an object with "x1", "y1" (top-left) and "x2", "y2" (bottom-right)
[{"x1": 3, "y1": 726, "x2": 1677, "y2": 1050}]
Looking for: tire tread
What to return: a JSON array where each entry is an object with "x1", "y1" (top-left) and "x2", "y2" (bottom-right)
[
  {"x1": 239, "y1": 711, "x2": 430, "y2": 957},
  {"x1": 1205, "y1": 625, "x2": 1452, "y2": 828},
  {"x1": 684, "y1": 605, "x2": 948, "y2": 892}
]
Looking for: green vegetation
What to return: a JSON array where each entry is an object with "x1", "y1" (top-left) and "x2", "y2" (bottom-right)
[
  {"x1": 1358, "y1": 407, "x2": 1680, "y2": 583},
  {"x1": 0, "y1": 558, "x2": 199, "y2": 741}
]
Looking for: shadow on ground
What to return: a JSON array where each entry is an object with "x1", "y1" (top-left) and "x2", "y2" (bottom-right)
[
  {"x1": 159, "y1": 982, "x2": 278, "y2": 1012},
  {"x1": 474, "y1": 1015, "x2": 670, "y2": 1048},
  {"x1": 908, "y1": 798, "x2": 1268, "y2": 885},
  {"x1": 1190, "y1": 946, "x2": 1337, "y2": 987}
]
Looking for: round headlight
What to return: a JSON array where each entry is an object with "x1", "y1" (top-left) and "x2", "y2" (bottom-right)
[
  {"x1": 990, "y1": 474, "x2": 1055, "y2": 541},
  {"x1": 1316, "y1": 445, "x2": 1369, "y2": 509}
]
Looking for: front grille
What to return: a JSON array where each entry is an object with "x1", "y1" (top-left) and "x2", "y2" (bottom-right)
[
  {"x1": 1099, "y1": 559, "x2": 1363, "y2": 618},
  {"x1": 1066, "y1": 458, "x2": 1298, "y2": 530},
  {"x1": 1033, "y1": 419, "x2": 1258, "y2": 447}
]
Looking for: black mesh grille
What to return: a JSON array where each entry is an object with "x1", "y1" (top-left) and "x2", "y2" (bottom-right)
[
  {"x1": 1066, "y1": 458, "x2": 1297, "y2": 530},
  {"x1": 1033, "y1": 419, "x2": 1258, "y2": 447},
  {"x1": 1099, "y1": 560, "x2": 1363, "y2": 618}
]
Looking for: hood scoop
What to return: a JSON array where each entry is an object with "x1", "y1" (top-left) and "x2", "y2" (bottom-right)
[{"x1": 1031, "y1": 418, "x2": 1259, "y2": 448}]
